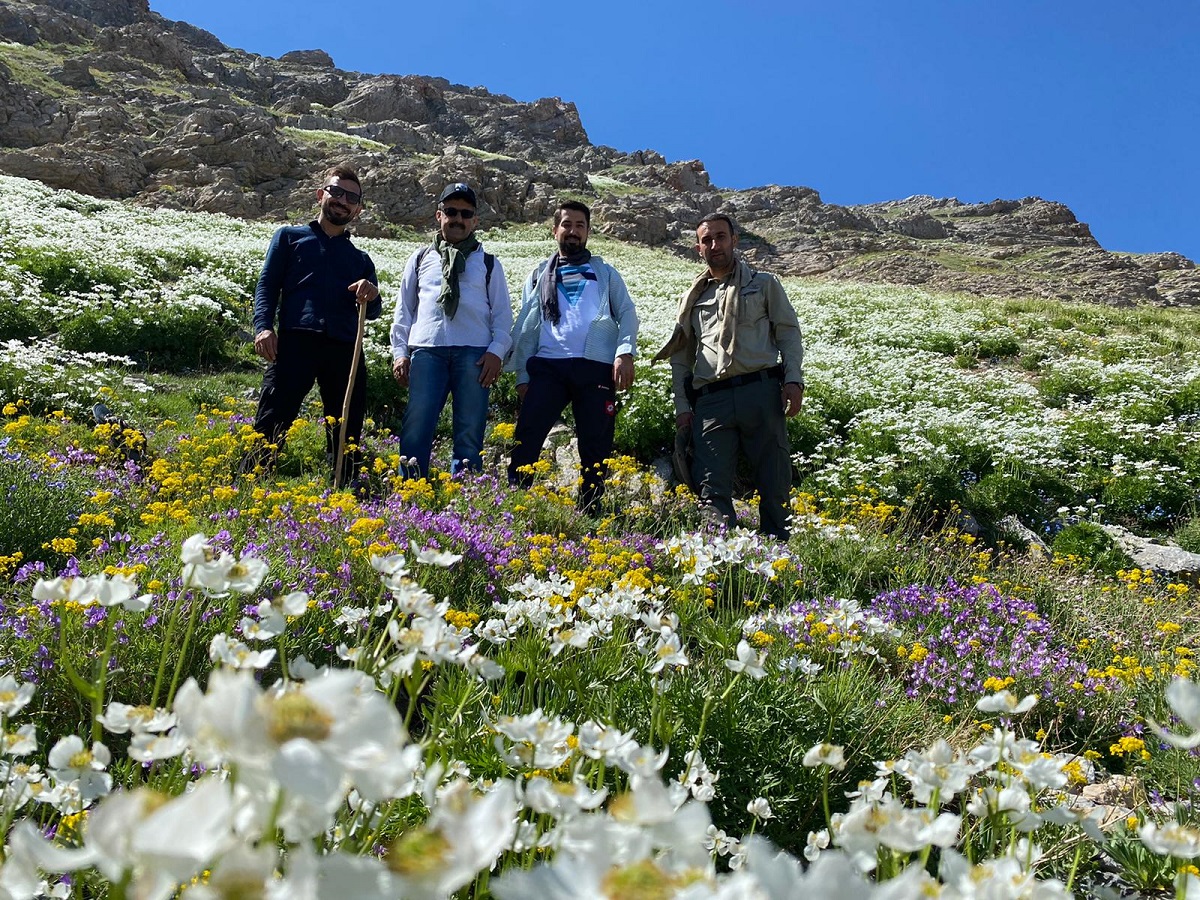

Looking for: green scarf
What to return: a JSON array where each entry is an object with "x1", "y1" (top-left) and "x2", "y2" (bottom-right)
[{"x1": 434, "y1": 233, "x2": 481, "y2": 320}]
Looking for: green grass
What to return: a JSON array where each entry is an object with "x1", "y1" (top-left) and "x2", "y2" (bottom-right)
[{"x1": 280, "y1": 126, "x2": 390, "y2": 152}]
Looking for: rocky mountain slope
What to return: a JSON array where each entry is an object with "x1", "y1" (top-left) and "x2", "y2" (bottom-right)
[{"x1": 2, "y1": 0, "x2": 1197, "y2": 306}]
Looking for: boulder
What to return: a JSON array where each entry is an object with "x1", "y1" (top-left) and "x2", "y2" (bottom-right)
[
  {"x1": 278, "y1": 49, "x2": 335, "y2": 68},
  {"x1": 0, "y1": 65, "x2": 71, "y2": 148},
  {"x1": 0, "y1": 144, "x2": 147, "y2": 197},
  {"x1": 1102, "y1": 525, "x2": 1200, "y2": 583}
]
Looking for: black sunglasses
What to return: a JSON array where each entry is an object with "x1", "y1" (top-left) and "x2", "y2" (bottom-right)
[
  {"x1": 323, "y1": 184, "x2": 362, "y2": 205},
  {"x1": 440, "y1": 207, "x2": 476, "y2": 219}
]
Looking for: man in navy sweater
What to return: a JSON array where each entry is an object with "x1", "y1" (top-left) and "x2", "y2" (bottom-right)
[{"x1": 247, "y1": 165, "x2": 382, "y2": 481}]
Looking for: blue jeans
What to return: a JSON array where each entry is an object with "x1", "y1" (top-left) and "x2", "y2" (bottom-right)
[{"x1": 399, "y1": 346, "x2": 490, "y2": 477}]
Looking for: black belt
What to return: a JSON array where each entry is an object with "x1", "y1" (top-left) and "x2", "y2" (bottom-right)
[{"x1": 695, "y1": 365, "x2": 783, "y2": 398}]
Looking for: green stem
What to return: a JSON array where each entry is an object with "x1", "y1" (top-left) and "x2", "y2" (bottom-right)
[
  {"x1": 90, "y1": 614, "x2": 117, "y2": 743},
  {"x1": 165, "y1": 592, "x2": 207, "y2": 708},
  {"x1": 1065, "y1": 839, "x2": 1083, "y2": 893},
  {"x1": 821, "y1": 767, "x2": 831, "y2": 832},
  {"x1": 150, "y1": 592, "x2": 187, "y2": 709},
  {"x1": 277, "y1": 631, "x2": 289, "y2": 683},
  {"x1": 57, "y1": 616, "x2": 96, "y2": 705}
]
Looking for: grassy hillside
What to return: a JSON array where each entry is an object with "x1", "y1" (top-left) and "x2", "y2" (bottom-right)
[{"x1": 1, "y1": 175, "x2": 1200, "y2": 896}]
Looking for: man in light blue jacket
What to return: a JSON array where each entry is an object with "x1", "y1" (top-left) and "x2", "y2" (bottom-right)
[{"x1": 507, "y1": 200, "x2": 639, "y2": 512}]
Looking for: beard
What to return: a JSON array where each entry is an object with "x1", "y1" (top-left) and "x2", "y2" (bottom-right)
[
  {"x1": 704, "y1": 249, "x2": 730, "y2": 270},
  {"x1": 323, "y1": 203, "x2": 354, "y2": 227},
  {"x1": 557, "y1": 236, "x2": 585, "y2": 255}
]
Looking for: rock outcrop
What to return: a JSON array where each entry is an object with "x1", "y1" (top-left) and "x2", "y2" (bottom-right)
[{"x1": 0, "y1": 0, "x2": 1196, "y2": 306}]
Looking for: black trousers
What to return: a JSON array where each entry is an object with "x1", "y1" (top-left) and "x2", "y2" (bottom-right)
[
  {"x1": 251, "y1": 330, "x2": 366, "y2": 476},
  {"x1": 508, "y1": 356, "x2": 616, "y2": 512}
]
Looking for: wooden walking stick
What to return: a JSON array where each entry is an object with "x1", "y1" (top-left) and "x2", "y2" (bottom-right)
[{"x1": 334, "y1": 300, "x2": 369, "y2": 490}]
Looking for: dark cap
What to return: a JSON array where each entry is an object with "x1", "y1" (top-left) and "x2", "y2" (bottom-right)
[{"x1": 438, "y1": 182, "x2": 477, "y2": 207}]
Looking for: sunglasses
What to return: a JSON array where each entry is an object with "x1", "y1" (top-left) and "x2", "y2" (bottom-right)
[
  {"x1": 440, "y1": 207, "x2": 476, "y2": 219},
  {"x1": 323, "y1": 184, "x2": 362, "y2": 205}
]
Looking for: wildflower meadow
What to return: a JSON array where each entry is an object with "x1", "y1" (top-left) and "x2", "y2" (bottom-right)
[{"x1": 2, "y1": 173, "x2": 1200, "y2": 897}]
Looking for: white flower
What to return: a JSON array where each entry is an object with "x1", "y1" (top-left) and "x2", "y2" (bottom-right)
[
  {"x1": 181, "y1": 533, "x2": 268, "y2": 596},
  {"x1": 47, "y1": 736, "x2": 112, "y2": 801},
  {"x1": 1150, "y1": 678, "x2": 1200, "y2": 749},
  {"x1": 0, "y1": 674, "x2": 35, "y2": 716},
  {"x1": 576, "y1": 721, "x2": 637, "y2": 762},
  {"x1": 209, "y1": 633, "x2": 276, "y2": 670},
  {"x1": 523, "y1": 775, "x2": 607, "y2": 819},
  {"x1": 1139, "y1": 821, "x2": 1200, "y2": 858},
  {"x1": 747, "y1": 796, "x2": 774, "y2": 820},
  {"x1": 85, "y1": 779, "x2": 235, "y2": 891},
  {"x1": 802, "y1": 743, "x2": 846, "y2": 770},
  {"x1": 647, "y1": 631, "x2": 688, "y2": 674},
  {"x1": 725, "y1": 640, "x2": 767, "y2": 679},
  {"x1": 128, "y1": 730, "x2": 188, "y2": 762},
  {"x1": 96, "y1": 702, "x2": 175, "y2": 734},
  {"x1": 409, "y1": 539, "x2": 463, "y2": 567},
  {"x1": 494, "y1": 710, "x2": 574, "y2": 770},
  {"x1": 2, "y1": 723, "x2": 37, "y2": 756},
  {"x1": 387, "y1": 779, "x2": 518, "y2": 898},
  {"x1": 678, "y1": 749, "x2": 720, "y2": 802},
  {"x1": 975, "y1": 690, "x2": 1038, "y2": 714},
  {"x1": 804, "y1": 828, "x2": 830, "y2": 861},
  {"x1": 704, "y1": 824, "x2": 739, "y2": 856}
]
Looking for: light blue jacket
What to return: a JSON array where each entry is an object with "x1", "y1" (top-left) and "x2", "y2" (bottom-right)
[{"x1": 507, "y1": 254, "x2": 639, "y2": 386}]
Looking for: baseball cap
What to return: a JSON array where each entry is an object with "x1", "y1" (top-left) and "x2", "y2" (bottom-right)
[{"x1": 438, "y1": 182, "x2": 477, "y2": 207}]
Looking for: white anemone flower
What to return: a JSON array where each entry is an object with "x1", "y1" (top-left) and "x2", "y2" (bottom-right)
[
  {"x1": 577, "y1": 721, "x2": 637, "y2": 762},
  {"x1": 975, "y1": 690, "x2": 1038, "y2": 715},
  {"x1": 0, "y1": 674, "x2": 35, "y2": 716},
  {"x1": 523, "y1": 775, "x2": 608, "y2": 819},
  {"x1": 409, "y1": 539, "x2": 463, "y2": 568},
  {"x1": 494, "y1": 710, "x2": 575, "y2": 770},
  {"x1": 725, "y1": 640, "x2": 768, "y2": 679},
  {"x1": 678, "y1": 749, "x2": 720, "y2": 802},
  {"x1": 611, "y1": 742, "x2": 670, "y2": 779},
  {"x1": 181, "y1": 534, "x2": 268, "y2": 596},
  {"x1": 802, "y1": 743, "x2": 847, "y2": 770},
  {"x1": 747, "y1": 797, "x2": 774, "y2": 820},
  {"x1": 386, "y1": 779, "x2": 518, "y2": 899},
  {"x1": 1139, "y1": 821, "x2": 1200, "y2": 858},
  {"x1": 97, "y1": 702, "x2": 175, "y2": 735},
  {"x1": 804, "y1": 828, "x2": 830, "y2": 861},
  {"x1": 209, "y1": 633, "x2": 276, "y2": 670},
  {"x1": 899, "y1": 739, "x2": 976, "y2": 804},
  {"x1": 47, "y1": 736, "x2": 112, "y2": 801},
  {"x1": 3, "y1": 723, "x2": 37, "y2": 756},
  {"x1": 85, "y1": 779, "x2": 236, "y2": 895},
  {"x1": 647, "y1": 631, "x2": 689, "y2": 673},
  {"x1": 128, "y1": 730, "x2": 188, "y2": 762},
  {"x1": 1150, "y1": 678, "x2": 1200, "y2": 749},
  {"x1": 704, "y1": 824, "x2": 739, "y2": 856},
  {"x1": 175, "y1": 667, "x2": 411, "y2": 832}
]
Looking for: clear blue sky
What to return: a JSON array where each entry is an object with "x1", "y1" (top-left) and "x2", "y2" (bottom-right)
[{"x1": 150, "y1": 0, "x2": 1200, "y2": 261}]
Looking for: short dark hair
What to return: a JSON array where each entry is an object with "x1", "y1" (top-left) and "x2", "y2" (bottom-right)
[
  {"x1": 697, "y1": 213, "x2": 737, "y2": 238},
  {"x1": 322, "y1": 164, "x2": 361, "y2": 191},
  {"x1": 553, "y1": 200, "x2": 591, "y2": 228}
]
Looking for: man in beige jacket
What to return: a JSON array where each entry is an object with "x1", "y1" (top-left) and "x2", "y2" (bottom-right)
[{"x1": 655, "y1": 213, "x2": 804, "y2": 539}]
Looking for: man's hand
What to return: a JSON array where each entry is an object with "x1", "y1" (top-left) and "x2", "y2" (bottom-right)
[
  {"x1": 676, "y1": 411, "x2": 694, "y2": 431},
  {"x1": 349, "y1": 279, "x2": 379, "y2": 305},
  {"x1": 476, "y1": 352, "x2": 502, "y2": 387},
  {"x1": 517, "y1": 383, "x2": 529, "y2": 401},
  {"x1": 392, "y1": 357, "x2": 410, "y2": 386},
  {"x1": 613, "y1": 354, "x2": 635, "y2": 392},
  {"x1": 254, "y1": 329, "x2": 278, "y2": 362},
  {"x1": 782, "y1": 382, "x2": 804, "y2": 418}
]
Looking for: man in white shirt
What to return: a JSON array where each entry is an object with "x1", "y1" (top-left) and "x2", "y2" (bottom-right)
[
  {"x1": 390, "y1": 182, "x2": 513, "y2": 477},
  {"x1": 507, "y1": 200, "x2": 639, "y2": 513}
]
